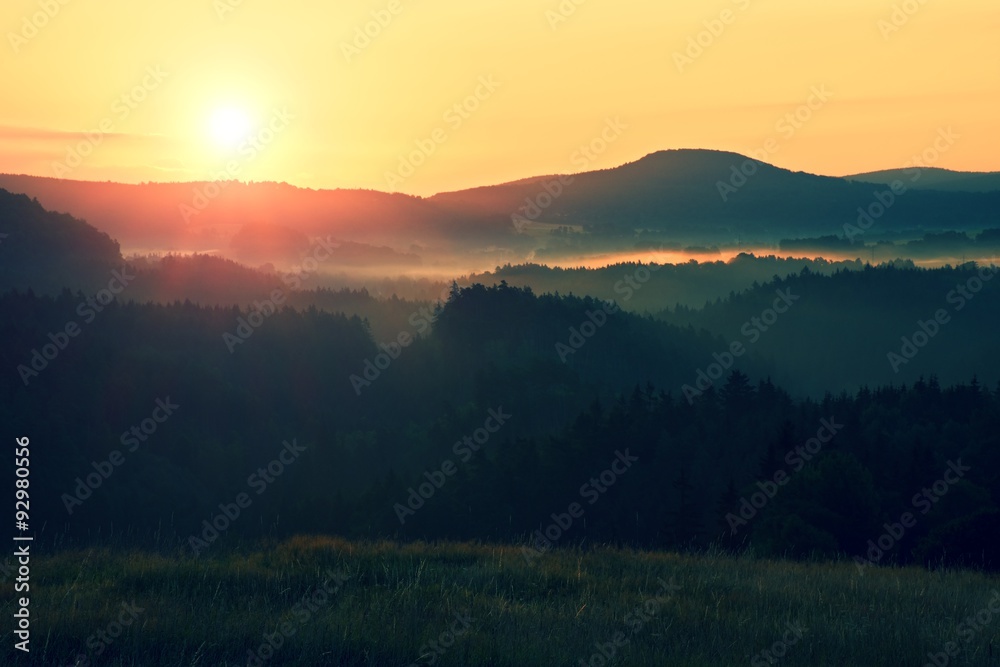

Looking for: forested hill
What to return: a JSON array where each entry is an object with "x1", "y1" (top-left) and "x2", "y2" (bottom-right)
[
  {"x1": 659, "y1": 263, "x2": 1000, "y2": 394},
  {"x1": 1, "y1": 284, "x2": 734, "y2": 537},
  {"x1": 0, "y1": 188, "x2": 122, "y2": 294},
  {"x1": 3, "y1": 286, "x2": 997, "y2": 571},
  {"x1": 4, "y1": 150, "x2": 1000, "y2": 257}
]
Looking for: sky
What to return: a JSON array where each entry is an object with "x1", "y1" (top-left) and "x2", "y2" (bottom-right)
[{"x1": 1, "y1": 0, "x2": 997, "y2": 196}]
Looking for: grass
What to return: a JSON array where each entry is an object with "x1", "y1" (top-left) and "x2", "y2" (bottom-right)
[{"x1": 2, "y1": 535, "x2": 998, "y2": 666}]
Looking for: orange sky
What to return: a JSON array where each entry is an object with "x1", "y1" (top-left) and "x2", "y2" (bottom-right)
[{"x1": 1, "y1": 0, "x2": 997, "y2": 196}]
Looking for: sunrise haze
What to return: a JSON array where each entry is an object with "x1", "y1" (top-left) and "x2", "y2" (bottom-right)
[{"x1": 1, "y1": 0, "x2": 997, "y2": 195}]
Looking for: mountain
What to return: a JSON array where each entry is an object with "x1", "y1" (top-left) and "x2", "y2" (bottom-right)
[
  {"x1": 0, "y1": 188, "x2": 122, "y2": 294},
  {"x1": 846, "y1": 167, "x2": 1000, "y2": 193},
  {"x1": 2, "y1": 150, "x2": 999, "y2": 266},
  {"x1": 0, "y1": 175, "x2": 458, "y2": 258},
  {"x1": 430, "y1": 150, "x2": 1000, "y2": 240}
]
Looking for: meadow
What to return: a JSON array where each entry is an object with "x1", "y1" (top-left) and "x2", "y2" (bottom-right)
[{"x1": 2, "y1": 536, "x2": 997, "y2": 666}]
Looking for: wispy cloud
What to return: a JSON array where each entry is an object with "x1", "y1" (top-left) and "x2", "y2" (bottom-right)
[{"x1": 0, "y1": 125, "x2": 172, "y2": 144}]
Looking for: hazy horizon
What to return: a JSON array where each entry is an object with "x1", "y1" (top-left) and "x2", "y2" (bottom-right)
[
  {"x1": 1, "y1": 145, "x2": 999, "y2": 199},
  {"x1": 2, "y1": 0, "x2": 998, "y2": 196}
]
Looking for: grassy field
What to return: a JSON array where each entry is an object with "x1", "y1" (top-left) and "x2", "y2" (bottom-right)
[{"x1": 2, "y1": 536, "x2": 998, "y2": 666}]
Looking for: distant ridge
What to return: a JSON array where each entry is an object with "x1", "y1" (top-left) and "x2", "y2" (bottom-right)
[
  {"x1": 429, "y1": 148, "x2": 999, "y2": 238},
  {"x1": 845, "y1": 167, "x2": 1000, "y2": 193},
  {"x1": 1, "y1": 149, "x2": 999, "y2": 254}
]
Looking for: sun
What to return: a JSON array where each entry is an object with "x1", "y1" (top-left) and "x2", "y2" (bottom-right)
[{"x1": 208, "y1": 107, "x2": 253, "y2": 147}]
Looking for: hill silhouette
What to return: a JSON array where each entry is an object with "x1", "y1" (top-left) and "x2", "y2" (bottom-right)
[
  {"x1": 0, "y1": 188, "x2": 122, "y2": 294},
  {"x1": 846, "y1": 167, "x2": 1000, "y2": 193},
  {"x1": 432, "y1": 149, "x2": 1000, "y2": 239},
  {"x1": 0, "y1": 176, "x2": 451, "y2": 259},
  {"x1": 2, "y1": 150, "x2": 999, "y2": 266}
]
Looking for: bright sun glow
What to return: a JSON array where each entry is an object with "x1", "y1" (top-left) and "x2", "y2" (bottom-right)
[{"x1": 208, "y1": 107, "x2": 253, "y2": 147}]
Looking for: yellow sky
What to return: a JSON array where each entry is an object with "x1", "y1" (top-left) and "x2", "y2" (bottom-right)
[{"x1": 1, "y1": 0, "x2": 997, "y2": 195}]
